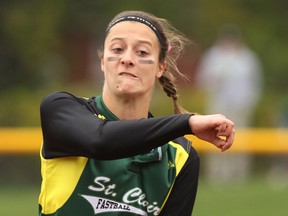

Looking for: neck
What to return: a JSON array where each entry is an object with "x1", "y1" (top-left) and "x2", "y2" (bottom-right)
[{"x1": 102, "y1": 92, "x2": 151, "y2": 120}]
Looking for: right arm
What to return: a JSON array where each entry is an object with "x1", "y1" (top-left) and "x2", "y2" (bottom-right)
[{"x1": 40, "y1": 92, "x2": 192, "y2": 160}]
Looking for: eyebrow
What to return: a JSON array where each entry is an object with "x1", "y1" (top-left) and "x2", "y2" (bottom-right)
[{"x1": 109, "y1": 37, "x2": 153, "y2": 47}]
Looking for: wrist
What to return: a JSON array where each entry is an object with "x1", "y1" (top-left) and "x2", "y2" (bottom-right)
[{"x1": 188, "y1": 114, "x2": 196, "y2": 135}]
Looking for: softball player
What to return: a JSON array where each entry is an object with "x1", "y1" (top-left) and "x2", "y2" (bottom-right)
[{"x1": 38, "y1": 11, "x2": 235, "y2": 216}]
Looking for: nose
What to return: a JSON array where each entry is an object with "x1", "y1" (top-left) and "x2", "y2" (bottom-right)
[{"x1": 120, "y1": 50, "x2": 134, "y2": 66}]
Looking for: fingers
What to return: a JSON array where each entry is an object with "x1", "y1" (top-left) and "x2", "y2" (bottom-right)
[
  {"x1": 215, "y1": 120, "x2": 227, "y2": 132},
  {"x1": 216, "y1": 120, "x2": 233, "y2": 137},
  {"x1": 221, "y1": 128, "x2": 235, "y2": 152},
  {"x1": 214, "y1": 118, "x2": 235, "y2": 152},
  {"x1": 212, "y1": 129, "x2": 235, "y2": 152},
  {"x1": 211, "y1": 137, "x2": 226, "y2": 150}
]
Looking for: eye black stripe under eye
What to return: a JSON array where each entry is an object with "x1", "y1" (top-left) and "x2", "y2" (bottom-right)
[
  {"x1": 107, "y1": 57, "x2": 120, "y2": 61},
  {"x1": 138, "y1": 60, "x2": 154, "y2": 64}
]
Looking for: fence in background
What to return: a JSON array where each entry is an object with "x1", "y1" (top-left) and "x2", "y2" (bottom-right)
[{"x1": 0, "y1": 127, "x2": 288, "y2": 154}]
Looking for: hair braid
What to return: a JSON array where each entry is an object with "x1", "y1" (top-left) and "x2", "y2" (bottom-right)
[
  {"x1": 158, "y1": 75, "x2": 189, "y2": 114},
  {"x1": 153, "y1": 16, "x2": 192, "y2": 114}
]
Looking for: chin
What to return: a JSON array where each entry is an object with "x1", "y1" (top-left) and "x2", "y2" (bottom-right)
[{"x1": 116, "y1": 89, "x2": 145, "y2": 98}]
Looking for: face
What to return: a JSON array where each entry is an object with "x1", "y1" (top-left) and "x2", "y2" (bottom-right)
[{"x1": 101, "y1": 21, "x2": 166, "y2": 98}]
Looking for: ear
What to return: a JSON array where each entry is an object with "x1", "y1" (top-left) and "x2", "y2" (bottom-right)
[
  {"x1": 156, "y1": 61, "x2": 166, "y2": 78},
  {"x1": 100, "y1": 56, "x2": 104, "y2": 72}
]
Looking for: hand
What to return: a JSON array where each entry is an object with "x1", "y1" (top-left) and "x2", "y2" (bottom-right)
[{"x1": 188, "y1": 114, "x2": 235, "y2": 152}]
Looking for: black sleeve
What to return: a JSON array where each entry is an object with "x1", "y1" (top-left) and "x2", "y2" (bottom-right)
[{"x1": 40, "y1": 92, "x2": 192, "y2": 160}]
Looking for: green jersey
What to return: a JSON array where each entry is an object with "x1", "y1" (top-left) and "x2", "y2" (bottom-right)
[{"x1": 39, "y1": 92, "x2": 192, "y2": 215}]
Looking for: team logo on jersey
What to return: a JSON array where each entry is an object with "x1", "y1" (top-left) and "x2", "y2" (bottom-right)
[
  {"x1": 80, "y1": 195, "x2": 148, "y2": 215},
  {"x1": 80, "y1": 176, "x2": 161, "y2": 215}
]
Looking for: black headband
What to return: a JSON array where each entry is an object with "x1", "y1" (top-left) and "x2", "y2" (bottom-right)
[{"x1": 106, "y1": 15, "x2": 168, "y2": 58}]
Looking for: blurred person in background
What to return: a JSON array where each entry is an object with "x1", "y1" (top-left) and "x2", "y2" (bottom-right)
[
  {"x1": 197, "y1": 24, "x2": 262, "y2": 183},
  {"x1": 38, "y1": 11, "x2": 235, "y2": 216}
]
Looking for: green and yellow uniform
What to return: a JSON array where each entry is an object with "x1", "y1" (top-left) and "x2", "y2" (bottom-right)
[{"x1": 39, "y1": 92, "x2": 199, "y2": 216}]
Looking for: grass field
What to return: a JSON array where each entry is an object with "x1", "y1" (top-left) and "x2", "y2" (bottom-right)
[
  {"x1": 193, "y1": 176, "x2": 288, "y2": 216},
  {"x1": 0, "y1": 185, "x2": 39, "y2": 216},
  {"x1": 0, "y1": 176, "x2": 287, "y2": 216}
]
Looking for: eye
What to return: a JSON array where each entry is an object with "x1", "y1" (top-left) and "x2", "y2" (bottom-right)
[
  {"x1": 112, "y1": 47, "x2": 123, "y2": 54},
  {"x1": 136, "y1": 50, "x2": 149, "y2": 57}
]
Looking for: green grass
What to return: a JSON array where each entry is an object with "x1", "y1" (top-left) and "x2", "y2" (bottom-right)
[
  {"x1": 0, "y1": 185, "x2": 39, "y2": 216},
  {"x1": 193, "y1": 177, "x2": 288, "y2": 216},
  {"x1": 0, "y1": 177, "x2": 287, "y2": 216}
]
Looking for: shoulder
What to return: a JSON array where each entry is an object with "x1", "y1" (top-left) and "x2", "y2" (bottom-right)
[
  {"x1": 41, "y1": 91, "x2": 94, "y2": 105},
  {"x1": 40, "y1": 91, "x2": 98, "y2": 115},
  {"x1": 41, "y1": 91, "x2": 78, "y2": 103},
  {"x1": 40, "y1": 91, "x2": 83, "y2": 112}
]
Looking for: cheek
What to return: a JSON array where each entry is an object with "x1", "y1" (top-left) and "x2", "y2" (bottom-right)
[
  {"x1": 142, "y1": 66, "x2": 159, "y2": 84},
  {"x1": 102, "y1": 57, "x2": 117, "y2": 73}
]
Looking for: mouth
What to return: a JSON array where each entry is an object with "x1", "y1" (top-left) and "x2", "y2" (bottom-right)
[{"x1": 119, "y1": 72, "x2": 138, "y2": 78}]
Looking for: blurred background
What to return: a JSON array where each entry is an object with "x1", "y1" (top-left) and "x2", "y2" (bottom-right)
[{"x1": 0, "y1": 0, "x2": 288, "y2": 215}]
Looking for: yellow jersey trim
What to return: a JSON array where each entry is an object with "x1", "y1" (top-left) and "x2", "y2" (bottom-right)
[
  {"x1": 160, "y1": 141, "x2": 189, "y2": 211},
  {"x1": 38, "y1": 146, "x2": 88, "y2": 214}
]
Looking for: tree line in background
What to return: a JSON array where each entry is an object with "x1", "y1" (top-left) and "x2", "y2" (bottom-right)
[{"x1": 0, "y1": 0, "x2": 287, "y2": 126}]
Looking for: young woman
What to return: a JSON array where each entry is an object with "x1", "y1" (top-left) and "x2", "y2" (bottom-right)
[{"x1": 38, "y1": 11, "x2": 235, "y2": 216}]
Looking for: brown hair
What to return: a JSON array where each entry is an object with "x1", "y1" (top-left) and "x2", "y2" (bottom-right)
[{"x1": 104, "y1": 11, "x2": 190, "y2": 114}]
